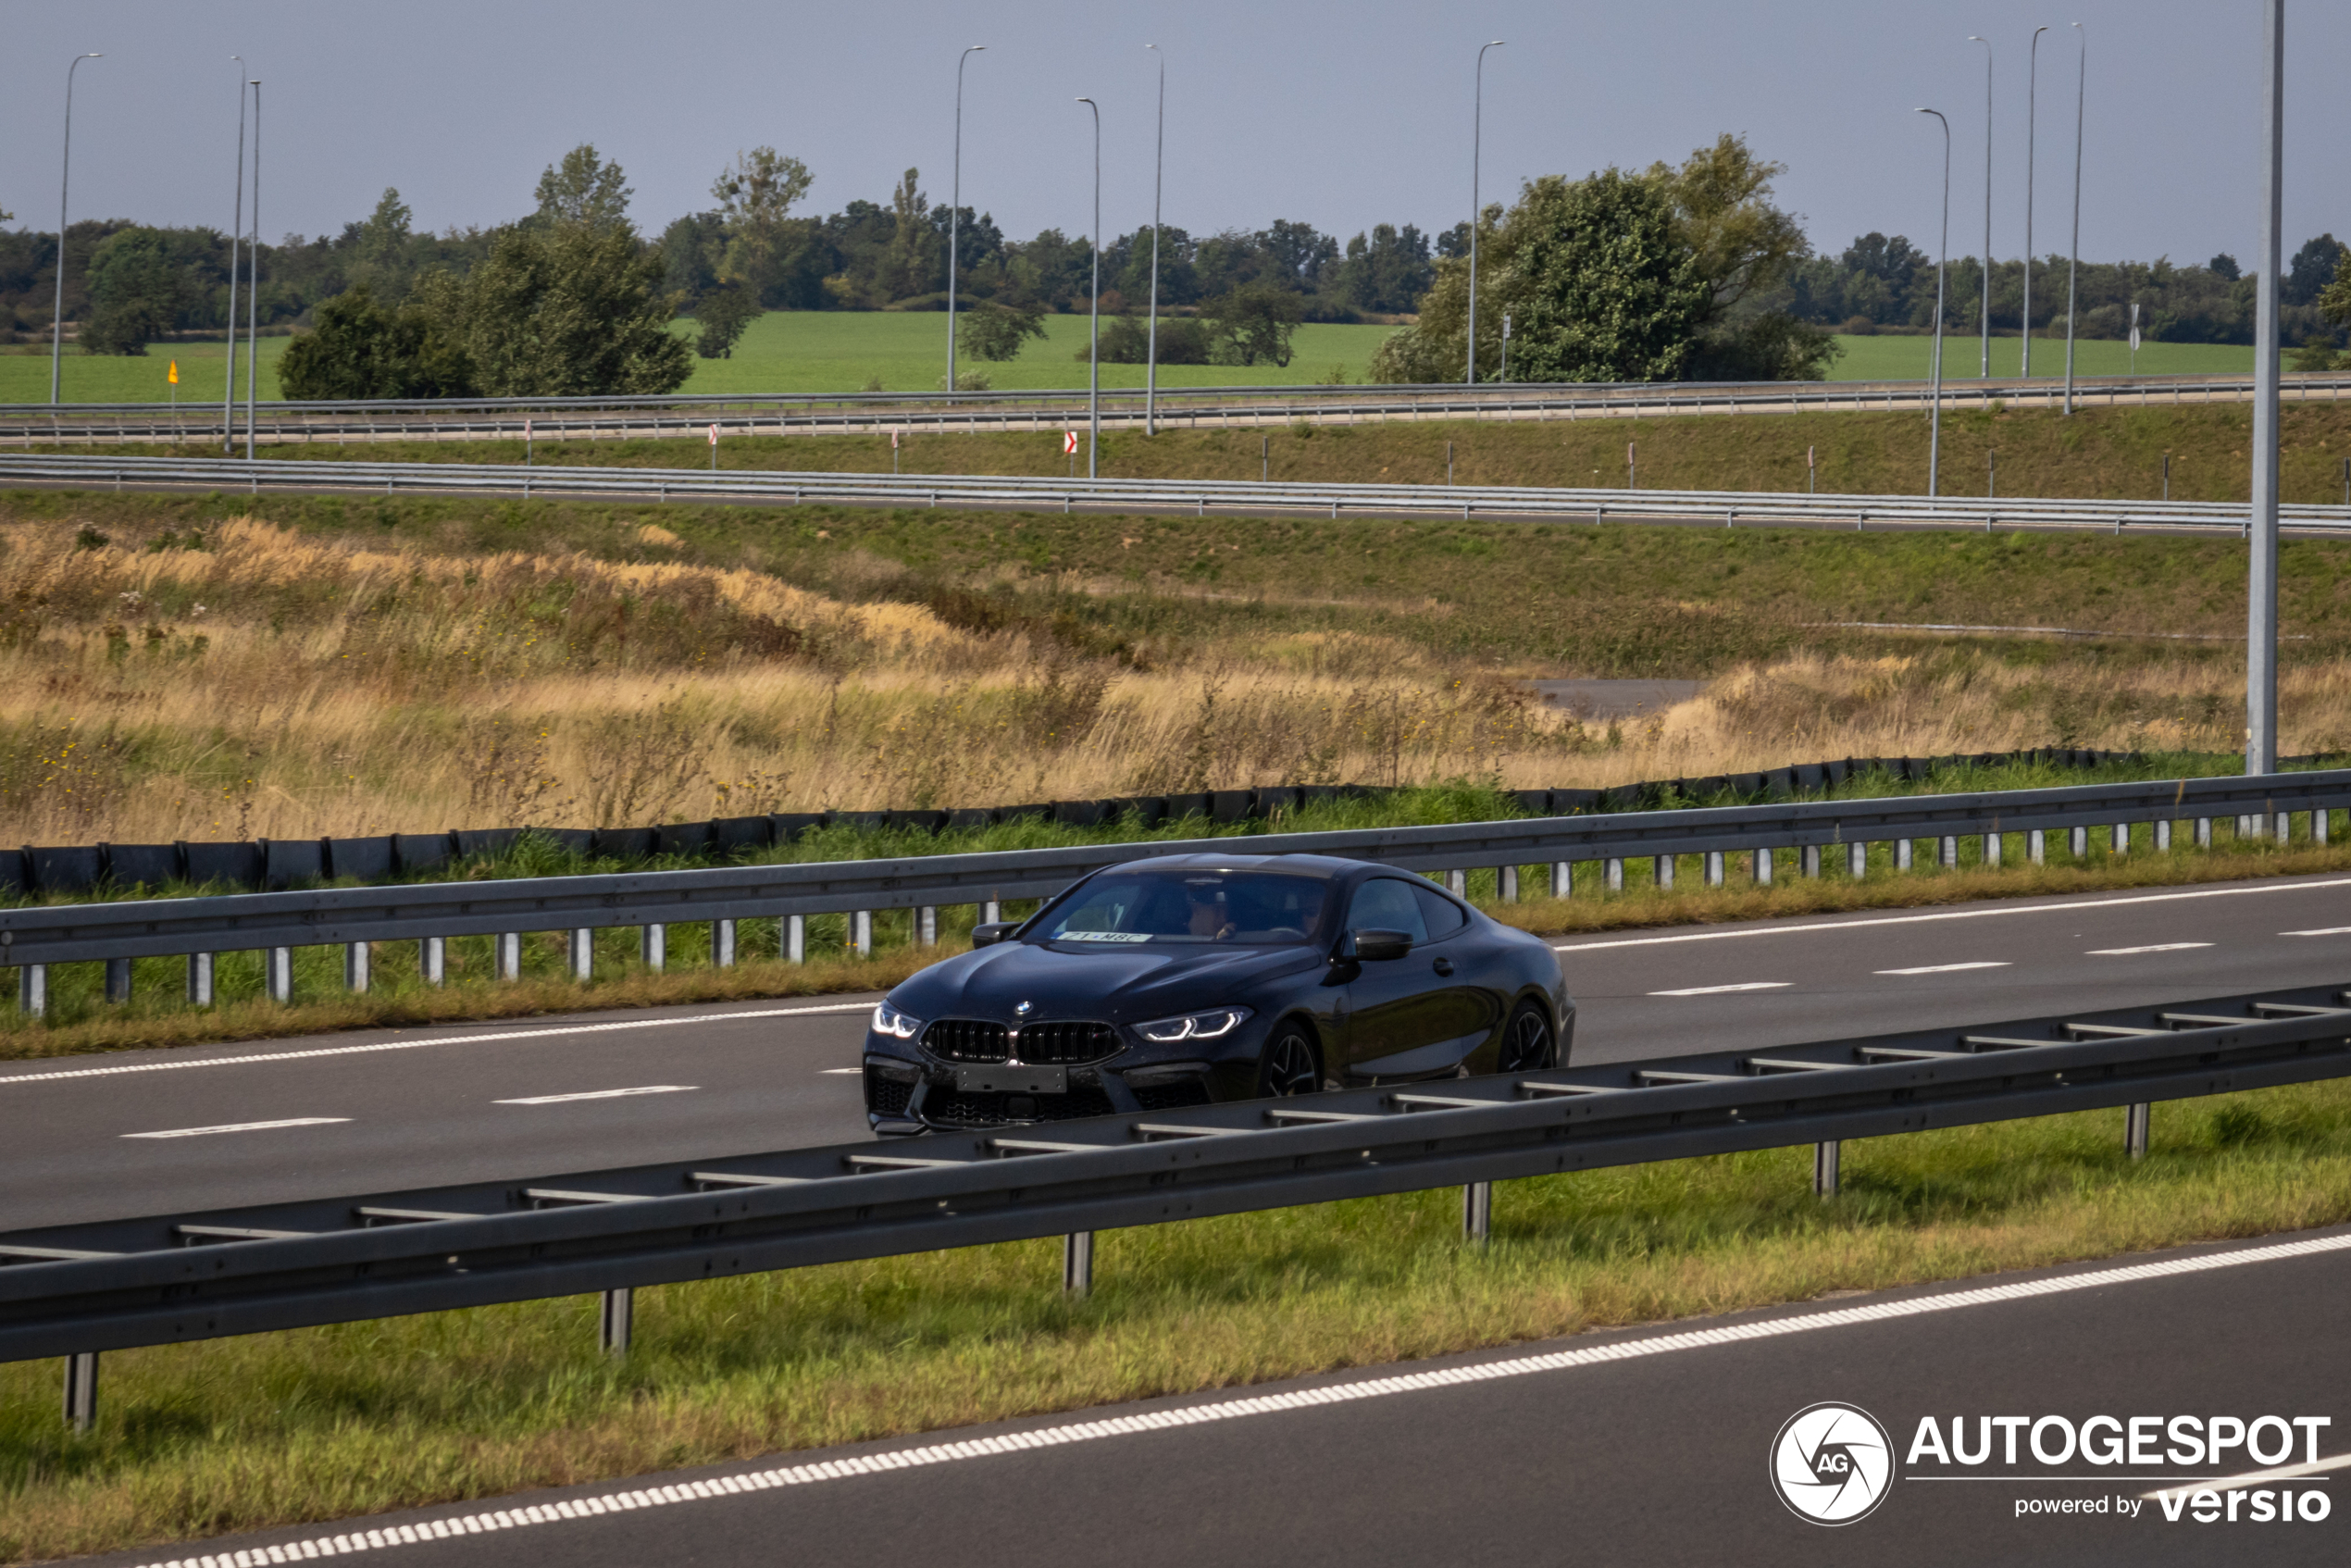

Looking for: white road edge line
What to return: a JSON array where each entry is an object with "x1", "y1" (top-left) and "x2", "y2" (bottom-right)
[
  {"x1": 121, "y1": 1117, "x2": 351, "y2": 1140},
  {"x1": 493, "y1": 1086, "x2": 698, "y2": 1106},
  {"x1": 1551, "y1": 876, "x2": 2351, "y2": 952},
  {"x1": 1648, "y1": 981, "x2": 1792, "y2": 997},
  {"x1": 2087, "y1": 943, "x2": 2214, "y2": 955},
  {"x1": 0, "y1": 1002, "x2": 880, "y2": 1089},
  {"x1": 2140, "y1": 1450, "x2": 2351, "y2": 1499},
  {"x1": 126, "y1": 1228, "x2": 2351, "y2": 1568},
  {"x1": 1876, "y1": 962, "x2": 2012, "y2": 976}
]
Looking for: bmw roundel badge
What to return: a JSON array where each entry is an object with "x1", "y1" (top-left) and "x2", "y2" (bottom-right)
[{"x1": 1014, "y1": 1000, "x2": 1034, "y2": 1016}]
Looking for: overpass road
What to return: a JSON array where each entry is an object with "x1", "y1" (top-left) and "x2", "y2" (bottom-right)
[{"x1": 6, "y1": 870, "x2": 2349, "y2": 1233}]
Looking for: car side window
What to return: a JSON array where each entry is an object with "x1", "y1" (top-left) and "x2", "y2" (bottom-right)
[
  {"x1": 1410, "y1": 880, "x2": 1468, "y2": 940},
  {"x1": 1347, "y1": 878, "x2": 1429, "y2": 943}
]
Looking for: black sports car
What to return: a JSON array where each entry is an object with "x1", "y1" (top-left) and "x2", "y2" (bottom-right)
[{"x1": 861, "y1": 852, "x2": 1573, "y2": 1134}]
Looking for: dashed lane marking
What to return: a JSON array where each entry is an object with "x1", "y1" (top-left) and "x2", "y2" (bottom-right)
[
  {"x1": 125, "y1": 1228, "x2": 2351, "y2": 1568},
  {"x1": 1648, "y1": 981, "x2": 1791, "y2": 997},
  {"x1": 0, "y1": 1003, "x2": 879, "y2": 1089},
  {"x1": 2087, "y1": 943, "x2": 2214, "y2": 955},
  {"x1": 493, "y1": 1086, "x2": 697, "y2": 1106},
  {"x1": 122, "y1": 1117, "x2": 351, "y2": 1139},
  {"x1": 2282, "y1": 927, "x2": 2351, "y2": 937},
  {"x1": 1875, "y1": 962, "x2": 2011, "y2": 975}
]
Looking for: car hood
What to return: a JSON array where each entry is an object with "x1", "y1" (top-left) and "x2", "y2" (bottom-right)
[{"x1": 891, "y1": 940, "x2": 1323, "y2": 1023}]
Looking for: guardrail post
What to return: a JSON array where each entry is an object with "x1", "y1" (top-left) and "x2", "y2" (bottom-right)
[
  {"x1": 2112, "y1": 823, "x2": 2131, "y2": 855},
  {"x1": 1604, "y1": 858, "x2": 1623, "y2": 892},
  {"x1": 715, "y1": 919, "x2": 737, "y2": 967},
  {"x1": 1939, "y1": 835, "x2": 1958, "y2": 869},
  {"x1": 1894, "y1": 839, "x2": 1913, "y2": 872},
  {"x1": 2275, "y1": 811, "x2": 2294, "y2": 844},
  {"x1": 1813, "y1": 1140, "x2": 1840, "y2": 1197},
  {"x1": 267, "y1": 947, "x2": 293, "y2": 1004},
  {"x1": 419, "y1": 937, "x2": 445, "y2": 987},
  {"x1": 1982, "y1": 831, "x2": 2002, "y2": 868},
  {"x1": 104, "y1": 957, "x2": 131, "y2": 1003},
  {"x1": 851, "y1": 912, "x2": 873, "y2": 958},
  {"x1": 2156, "y1": 820, "x2": 2173, "y2": 852},
  {"x1": 1703, "y1": 852, "x2": 1724, "y2": 888},
  {"x1": 1462, "y1": 1180, "x2": 1492, "y2": 1245},
  {"x1": 18, "y1": 963, "x2": 47, "y2": 1017},
  {"x1": 2317, "y1": 810, "x2": 2332, "y2": 846},
  {"x1": 2070, "y1": 827, "x2": 2089, "y2": 858},
  {"x1": 1652, "y1": 855, "x2": 1674, "y2": 890},
  {"x1": 1550, "y1": 862, "x2": 1573, "y2": 899},
  {"x1": 600, "y1": 1288, "x2": 632, "y2": 1355},
  {"x1": 2028, "y1": 828, "x2": 2046, "y2": 865},
  {"x1": 185, "y1": 952, "x2": 213, "y2": 1005},
  {"x1": 1063, "y1": 1231, "x2": 1094, "y2": 1295},
  {"x1": 1847, "y1": 842, "x2": 1867, "y2": 878},
  {"x1": 981, "y1": 899, "x2": 1001, "y2": 925},
  {"x1": 2125, "y1": 1102, "x2": 2151, "y2": 1160},
  {"x1": 493, "y1": 933, "x2": 518, "y2": 982},
  {"x1": 345, "y1": 942, "x2": 372, "y2": 993},
  {"x1": 785, "y1": 915, "x2": 806, "y2": 964},
  {"x1": 1498, "y1": 866, "x2": 1519, "y2": 902},
  {"x1": 641, "y1": 925, "x2": 665, "y2": 973},
  {"x1": 916, "y1": 907, "x2": 938, "y2": 946},
  {"x1": 1445, "y1": 869, "x2": 1468, "y2": 898},
  {"x1": 63, "y1": 1351, "x2": 97, "y2": 1433},
  {"x1": 568, "y1": 928, "x2": 593, "y2": 981},
  {"x1": 1801, "y1": 844, "x2": 1821, "y2": 877},
  {"x1": 1754, "y1": 847, "x2": 1773, "y2": 886}
]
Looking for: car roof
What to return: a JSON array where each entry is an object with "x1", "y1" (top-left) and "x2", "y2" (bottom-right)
[{"x1": 1101, "y1": 851, "x2": 1369, "y2": 881}]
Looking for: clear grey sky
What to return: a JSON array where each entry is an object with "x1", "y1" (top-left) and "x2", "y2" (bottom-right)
[{"x1": 4, "y1": 1, "x2": 2343, "y2": 268}]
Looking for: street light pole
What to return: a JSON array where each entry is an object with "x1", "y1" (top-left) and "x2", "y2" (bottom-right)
[
  {"x1": 2063, "y1": 23, "x2": 2086, "y2": 416},
  {"x1": 2247, "y1": 0, "x2": 2284, "y2": 778},
  {"x1": 1918, "y1": 109, "x2": 1951, "y2": 500},
  {"x1": 50, "y1": 52, "x2": 102, "y2": 405},
  {"x1": 1467, "y1": 40, "x2": 1505, "y2": 386},
  {"x1": 223, "y1": 58, "x2": 246, "y2": 453},
  {"x1": 1145, "y1": 44, "x2": 1164, "y2": 438},
  {"x1": 947, "y1": 45, "x2": 984, "y2": 395},
  {"x1": 1077, "y1": 96, "x2": 1101, "y2": 479},
  {"x1": 244, "y1": 80, "x2": 260, "y2": 461},
  {"x1": 2023, "y1": 26, "x2": 2048, "y2": 380},
  {"x1": 1967, "y1": 38, "x2": 1990, "y2": 379}
]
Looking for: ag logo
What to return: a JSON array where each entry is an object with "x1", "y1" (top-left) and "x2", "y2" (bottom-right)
[{"x1": 1770, "y1": 1402, "x2": 1895, "y2": 1525}]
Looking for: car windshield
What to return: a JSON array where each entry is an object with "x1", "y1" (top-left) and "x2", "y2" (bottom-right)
[{"x1": 1033, "y1": 870, "x2": 1334, "y2": 946}]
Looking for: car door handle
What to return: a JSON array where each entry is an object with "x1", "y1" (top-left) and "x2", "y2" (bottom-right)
[{"x1": 1431, "y1": 957, "x2": 1454, "y2": 977}]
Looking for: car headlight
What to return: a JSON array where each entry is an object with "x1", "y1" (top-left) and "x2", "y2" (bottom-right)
[
  {"x1": 871, "y1": 1002, "x2": 923, "y2": 1040},
  {"x1": 1135, "y1": 1006, "x2": 1253, "y2": 1043}
]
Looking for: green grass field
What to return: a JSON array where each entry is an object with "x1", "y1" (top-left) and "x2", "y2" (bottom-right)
[
  {"x1": 0, "y1": 316, "x2": 2266, "y2": 403},
  {"x1": 1826, "y1": 331, "x2": 2254, "y2": 382}
]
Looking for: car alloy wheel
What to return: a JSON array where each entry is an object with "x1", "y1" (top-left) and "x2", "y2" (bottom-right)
[
  {"x1": 1498, "y1": 1001, "x2": 1556, "y2": 1074},
  {"x1": 1257, "y1": 1025, "x2": 1321, "y2": 1098}
]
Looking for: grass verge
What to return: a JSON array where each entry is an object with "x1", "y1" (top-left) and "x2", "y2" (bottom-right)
[{"x1": 2, "y1": 1081, "x2": 2345, "y2": 1563}]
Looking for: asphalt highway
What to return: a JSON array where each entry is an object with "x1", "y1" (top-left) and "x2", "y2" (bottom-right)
[
  {"x1": 83, "y1": 1224, "x2": 2351, "y2": 1568},
  {"x1": 6, "y1": 869, "x2": 2350, "y2": 1233}
]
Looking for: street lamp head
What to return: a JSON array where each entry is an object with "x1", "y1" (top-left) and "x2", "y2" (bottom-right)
[{"x1": 1488, "y1": 39, "x2": 1506, "y2": 45}]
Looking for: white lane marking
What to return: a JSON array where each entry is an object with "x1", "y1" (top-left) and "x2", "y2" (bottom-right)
[
  {"x1": 818, "y1": 1067, "x2": 862, "y2": 1075},
  {"x1": 122, "y1": 1117, "x2": 351, "y2": 1140},
  {"x1": 123, "y1": 1227, "x2": 2351, "y2": 1568},
  {"x1": 493, "y1": 1086, "x2": 697, "y2": 1106},
  {"x1": 1876, "y1": 962, "x2": 2012, "y2": 976},
  {"x1": 2282, "y1": 927, "x2": 2351, "y2": 937},
  {"x1": 2087, "y1": 942, "x2": 2214, "y2": 955},
  {"x1": 1551, "y1": 875, "x2": 2351, "y2": 953},
  {"x1": 0, "y1": 1002, "x2": 879, "y2": 1089},
  {"x1": 2140, "y1": 1450, "x2": 2351, "y2": 1500},
  {"x1": 1648, "y1": 981, "x2": 1790, "y2": 997}
]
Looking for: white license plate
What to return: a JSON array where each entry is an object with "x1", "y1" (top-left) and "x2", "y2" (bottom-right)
[{"x1": 954, "y1": 1064, "x2": 1067, "y2": 1095}]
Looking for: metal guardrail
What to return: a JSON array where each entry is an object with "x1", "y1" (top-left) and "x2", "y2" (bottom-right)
[
  {"x1": 6, "y1": 979, "x2": 2348, "y2": 1431},
  {"x1": 6, "y1": 770, "x2": 2345, "y2": 1008},
  {"x1": 1, "y1": 451, "x2": 2343, "y2": 534}
]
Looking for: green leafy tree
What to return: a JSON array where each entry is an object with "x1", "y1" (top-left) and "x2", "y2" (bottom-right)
[
  {"x1": 879, "y1": 168, "x2": 936, "y2": 300},
  {"x1": 81, "y1": 227, "x2": 194, "y2": 355},
  {"x1": 278, "y1": 283, "x2": 473, "y2": 397},
  {"x1": 712, "y1": 147, "x2": 815, "y2": 301},
  {"x1": 454, "y1": 222, "x2": 691, "y2": 395},
  {"x1": 964, "y1": 299, "x2": 1046, "y2": 361},
  {"x1": 535, "y1": 144, "x2": 633, "y2": 231},
  {"x1": 693, "y1": 282, "x2": 759, "y2": 358},
  {"x1": 1204, "y1": 281, "x2": 1304, "y2": 367}
]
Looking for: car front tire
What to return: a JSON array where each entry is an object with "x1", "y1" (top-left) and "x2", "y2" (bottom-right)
[
  {"x1": 1255, "y1": 1023, "x2": 1322, "y2": 1098},
  {"x1": 1498, "y1": 999, "x2": 1558, "y2": 1074}
]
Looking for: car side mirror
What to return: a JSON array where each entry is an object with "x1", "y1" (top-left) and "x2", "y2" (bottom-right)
[
  {"x1": 1347, "y1": 928, "x2": 1413, "y2": 963},
  {"x1": 970, "y1": 921, "x2": 1020, "y2": 948}
]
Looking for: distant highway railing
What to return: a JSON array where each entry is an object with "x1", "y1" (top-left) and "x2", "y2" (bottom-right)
[
  {"x1": 4, "y1": 370, "x2": 2346, "y2": 446},
  {"x1": 6, "y1": 978, "x2": 2348, "y2": 1433},
  {"x1": 1, "y1": 451, "x2": 2345, "y2": 534},
  {"x1": 7, "y1": 769, "x2": 2347, "y2": 1014}
]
